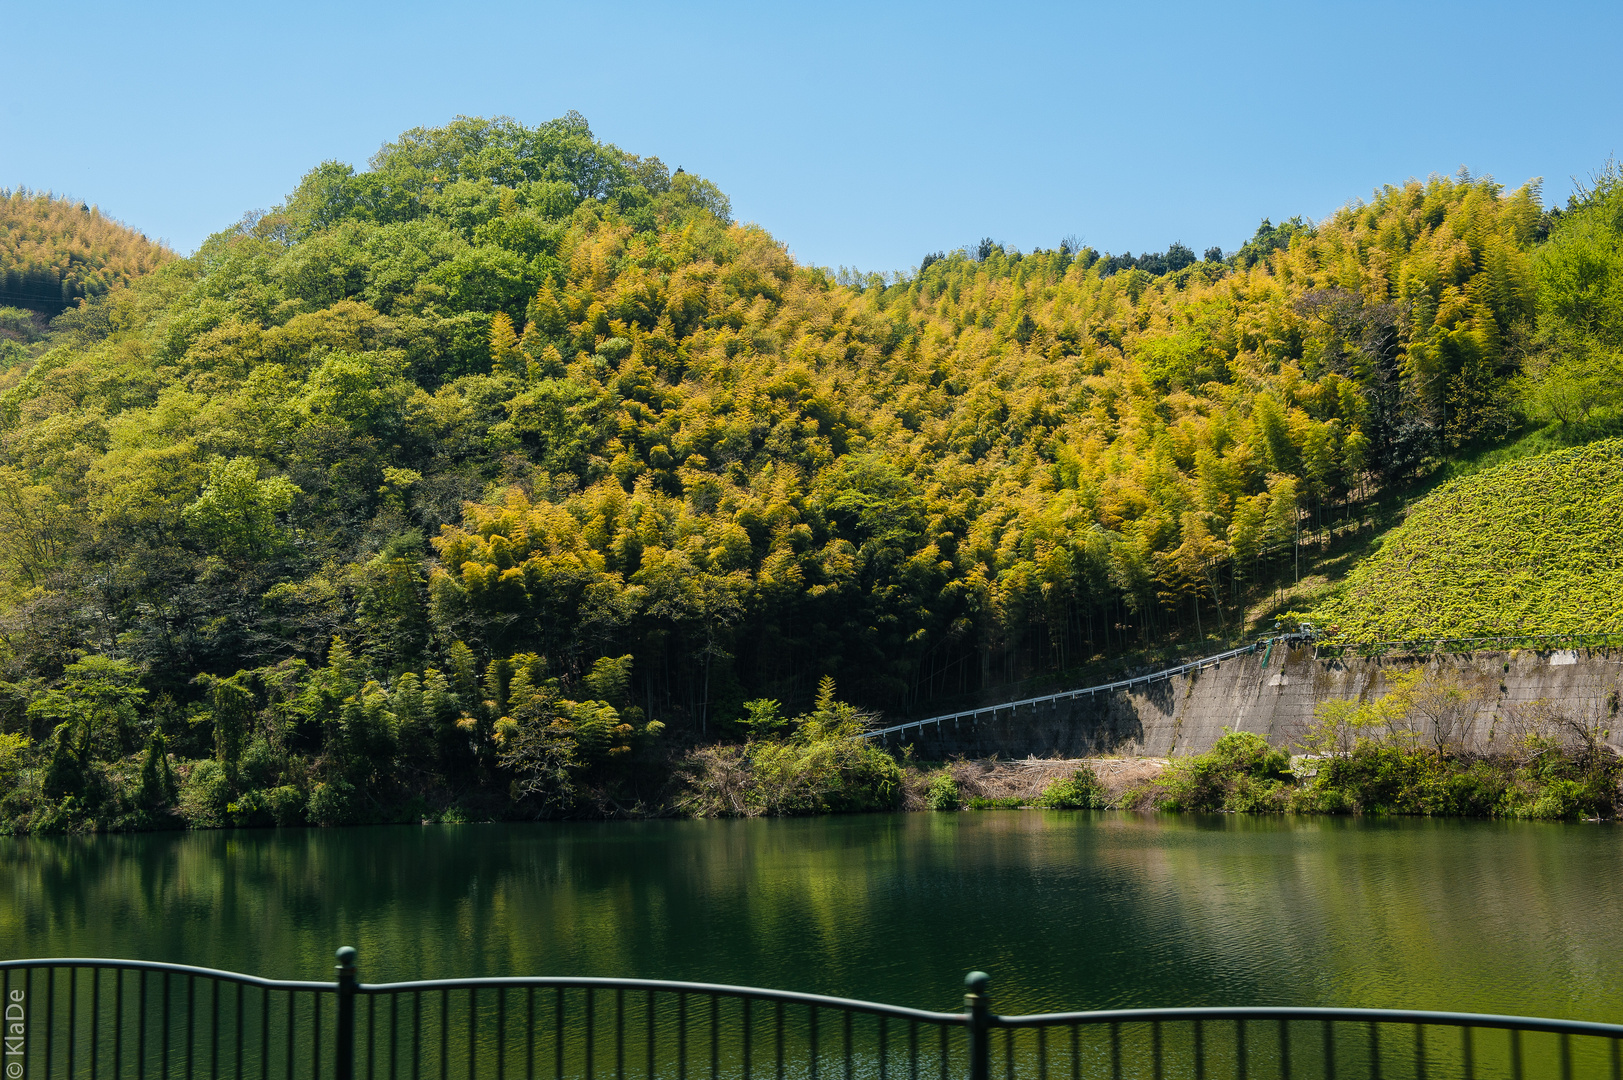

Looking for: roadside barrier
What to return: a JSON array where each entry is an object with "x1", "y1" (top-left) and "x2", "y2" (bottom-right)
[
  {"x1": 4, "y1": 952, "x2": 1619, "y2": 1079},
  {"x1": 865, "y1": 630, "x2": 1623, "y2": 745},
  {"x1": 861, "y1": 638, "x2": 1294, "y2": 744}
]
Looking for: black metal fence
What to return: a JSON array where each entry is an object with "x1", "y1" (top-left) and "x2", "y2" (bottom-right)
[{"x1": 3, "y1": 953, "x2": 1621, "y2": 1080}]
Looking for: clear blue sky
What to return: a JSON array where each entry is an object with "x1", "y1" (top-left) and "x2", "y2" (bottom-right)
[{"x1": 3, "y1": 0, "x2": 1619, "y2": 272}]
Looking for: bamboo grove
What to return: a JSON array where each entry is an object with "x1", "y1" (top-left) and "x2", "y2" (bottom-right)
[
  {"x1": 1, "y1": 189, "x2": 172, "y2": 313},
  {"x1": 0, "y1": 112, "x2": 1615, "y2": 828}
]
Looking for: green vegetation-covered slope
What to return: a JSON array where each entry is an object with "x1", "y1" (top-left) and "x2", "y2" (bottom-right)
[
  {"x1": 0, "y1": 189, "x2": 172, "y2": 314},
  {"x1": 1316, "y1": 439, "x2": 1623, "y2": 639},
  {"x1": 2, "y1": 110, "x2": 1612, "y2": 829}
]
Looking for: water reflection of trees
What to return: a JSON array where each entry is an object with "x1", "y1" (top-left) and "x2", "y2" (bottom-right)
[{"x1": 2, "y1": 817, "x2": 1620, "y2": 1023}]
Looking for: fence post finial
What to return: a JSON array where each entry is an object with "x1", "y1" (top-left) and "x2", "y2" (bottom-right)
[
  {"x1": 965, "y1": 971, "x2": 991, "y2": 1080},
  {"x1": 336, "y1": 947, "x2": 358, "y2": 1080}
]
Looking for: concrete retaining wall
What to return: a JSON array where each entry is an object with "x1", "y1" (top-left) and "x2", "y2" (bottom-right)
[{"x1": 885, "y1": 647, "x2": 1623, "y2": 759}]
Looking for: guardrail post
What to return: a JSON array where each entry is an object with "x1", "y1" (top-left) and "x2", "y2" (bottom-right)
[
  {"x1": 964, "y1": 971, "x2": 991, "y2": 1080},
  {"x1": 335, "y1": 946, "x2": 358, "y2": 1080}
]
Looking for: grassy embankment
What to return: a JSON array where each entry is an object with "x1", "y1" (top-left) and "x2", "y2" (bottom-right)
[{"x1": 1311, "y1": 438, "x2": 1623, "y2": 638}]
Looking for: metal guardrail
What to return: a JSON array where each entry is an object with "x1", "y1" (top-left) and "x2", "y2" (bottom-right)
[
  {"x1": 3, "y1": 952, "x2": 1621, "y2": 1080},
  {"x1": 863, "y1": 630, "x2": 1623, "y2": 745},
  {"x1": 1313, "y1": 631, "x2": 1623, "y2": 660},
  {"x1": 860, "y1": 638, "x2": 1305, "y2": 744}
]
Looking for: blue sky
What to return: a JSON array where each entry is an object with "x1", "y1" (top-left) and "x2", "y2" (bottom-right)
[{"x1": 3, "y1": 0, "x2": 1619, "y2": 272}]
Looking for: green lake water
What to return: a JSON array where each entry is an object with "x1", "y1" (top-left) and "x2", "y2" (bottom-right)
[{"x1": 2, "y1": 812, "x2": 1620, "y2": 1021}]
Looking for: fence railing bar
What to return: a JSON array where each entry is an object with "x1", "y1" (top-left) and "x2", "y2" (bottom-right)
[
  {"x1": 356, "y1": 977, "x2": 960, "y2": 1023},
  {"x1": 285, "y1": 990, "x2": 295, "y2": 1080},
  {"x1": 133, "y1": 969, "x2": 146, "y2": 1080},
  {"x1": 0, "y1": 959, "x2": 332, "y2": 993},
  {"x1": 554, "y1": 987, "x2": 565, "y2": 1080},
  {"x1": 678, "y1": 992, "x2": 689, "y2": 1080},
  {"x1": 467, "y1": 986, "x2": 477, "y2": 1080},
  {"x1": 496, "y1": 985, "x2": 506, "y2": 1080},
  {"x1": 186, "y1": 974, "x2": 196, "y2": 1080},
  {"x1": 648, "y1": 990, "x2": 658, "y2": 1080},
  {"x1": 390, "y1": 991, "x2": 399, "y2": 1080},
  {"x1": 584, "y1": 986, "x2": 594, "y2": 1080},
  {"x1": 43, "y1": 966, "x2": 53, "y2": 1080},
  {"x1": 876, "y1": 1012, "x2": 885, "y2": 1080},
  {"x1": 210, "y1": 976, "x2": 221, "y2": 1080},
  {"x1": 438, "y1": 989, "x2": 448, "y2": 1080},
  {"x1": 842, "y1": 1007, "x2": 853, "y2": 1080},
  {"x1": 714, "y1": 993, "x2": 723, "y2": 1080},
  {"x1": 161, "y1": 969, "x2": 170, "y2": 1080},
  {"x1": 993, "y1": 1006, "x2": 1623, "y2": 1038},
  {"x1": 115, "y1": 967, "x2": 125, "y2": 1080},
  {"x1": 744, "y1": 996, "x2": 754, "y2": 1080},
  {"x1": 94, "y1": 966, "x2": 107, "y2": 1080},
  {"x1": 314, "y1": 983, "x2": 323, "y2": 1080},
  {"x1": 67, "y1": 964, "x2": 78, "y2": 1080}
]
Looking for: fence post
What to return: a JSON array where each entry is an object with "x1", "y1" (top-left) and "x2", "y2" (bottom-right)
[
  {"x1": 965, "y1": 972, "x2": 991, "y2": 1080},
  {"x1": 335, "y1": 947, "x2": 358, "y2": 1080}
]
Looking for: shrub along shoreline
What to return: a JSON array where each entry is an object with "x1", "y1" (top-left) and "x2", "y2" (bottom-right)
[
  {"x1": 687, "y1": 665, "x2": 1623, "y2": 822},
  {"x1": 903, "y1": 730, "x2": 1619, "y2": 822},
  {"x1": 4, "y1": 670, "x2": 1619, "y2": 831}
]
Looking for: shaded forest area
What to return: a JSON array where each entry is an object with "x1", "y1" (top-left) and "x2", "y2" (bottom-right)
[
  {"x1": 0, "y1": 190, "x2": 172, "y2": 314},
  {"x1": 1, "y1": 113, "x2": 1620, "y2": 829}
]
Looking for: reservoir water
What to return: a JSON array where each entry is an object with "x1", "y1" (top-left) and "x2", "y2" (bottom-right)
[{"x1": 3, "y1": 813, "x2": 1620, "y2": 1021}]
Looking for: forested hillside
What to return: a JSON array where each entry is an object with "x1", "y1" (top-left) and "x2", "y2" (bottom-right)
[
  {"x1": 0, "y1": 189, "x2": 172, "y2": 314},
  {"x1": 1, "y1": 112, "x2": 1610, "y2": 829}
]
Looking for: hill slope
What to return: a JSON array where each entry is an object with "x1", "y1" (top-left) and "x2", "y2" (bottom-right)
[
  {"x1": 0, "y1": 114, "x2": 1566, "y2": 826},
  {"x1": 0, "y1": 189, "x2": 172, "y2": 314},
  {"x1": 1316, "y1": 439, "x2": 1623, "y2": 639}
]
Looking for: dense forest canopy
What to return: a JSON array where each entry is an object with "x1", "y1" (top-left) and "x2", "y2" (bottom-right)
[
  {"x1": 0, "y1": 189, "x2": 172, "y2": 315},
  {"x1": 1, "y1": 112, "x2": 1617, "y2": 829}
]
